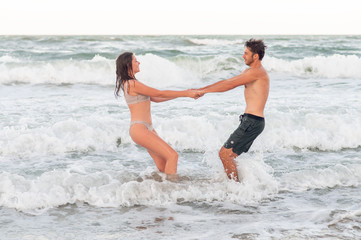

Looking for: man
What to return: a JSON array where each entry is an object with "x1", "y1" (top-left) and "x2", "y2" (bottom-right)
[{"x1": 198, "y1": 39, "x2": 269, "y2": 182}]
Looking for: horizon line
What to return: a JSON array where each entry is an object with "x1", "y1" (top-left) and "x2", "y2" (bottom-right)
[{"x1": 1, "y1": 33, "x2": 361, "y2": 36}]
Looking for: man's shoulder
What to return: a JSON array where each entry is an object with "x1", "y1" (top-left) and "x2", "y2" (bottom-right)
[{"x1": 244, "y1": 66, "x2": 268, "y2": 78}]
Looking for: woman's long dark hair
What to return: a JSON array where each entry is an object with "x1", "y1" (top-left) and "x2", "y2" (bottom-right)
[{"x1": 115, "y1": 52, "x2": 135, "y2": 97}]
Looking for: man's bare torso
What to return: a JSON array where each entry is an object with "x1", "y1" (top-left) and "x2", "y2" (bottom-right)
[{"x1": 243, "y1": 66, "x2": 269, "y2": 117}]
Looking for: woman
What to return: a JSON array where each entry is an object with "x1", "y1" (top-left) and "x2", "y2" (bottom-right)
[{"x1": 115, "y1": 52, "x2": 200, "y2": 181}]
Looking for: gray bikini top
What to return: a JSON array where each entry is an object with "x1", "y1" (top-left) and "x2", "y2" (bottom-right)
[{"x1": 123, "y1": 81, "x2": 150, "y2": 105}]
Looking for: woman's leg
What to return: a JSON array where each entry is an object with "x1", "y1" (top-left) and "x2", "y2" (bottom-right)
[
  {"x1": 147, "y1": 150, "x2": 166, "y2": 173},
  {"x1": 147, "y1": 129, "x2": 166, "y2": 172},
  {"x1": 130, "y1": 124, "x2": 178, "y2": 175}
]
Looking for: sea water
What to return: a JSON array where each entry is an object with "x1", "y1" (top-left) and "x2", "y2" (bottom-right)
[{"x1": 1, "y1": 35, "x2": 361, "y2": 239}]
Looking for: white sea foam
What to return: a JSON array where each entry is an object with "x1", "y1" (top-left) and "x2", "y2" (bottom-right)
[
  {"x1": 2, "y1": 157, "x2": 360, "y2": 214},
  {"x1": 264, "y1": 54, "x2": 361, "y2": 78},
  {"x1": 1, "y1": 107, "x2": 361, "y2": 158},
  {"x1": 0, "y1": 157, "x2": 279, "y2": 213},
  {"x1": 0, "y1": 58, "x2": 114, "y2": 85},
  {"x1": 136, "y1": 53, "x2": 200, "y2": 87},
  {"x1": 260, "y1": 109, "x2": 361, "y2": 152},
  {"x1": 0, "y1": 116, "x2": 129, "y2": 157},
  {"x1": 279, "y1": 164, "x2": 361, "y2": 192},
  {"x1": 89, "y1": 54, "x2": 109, "y2": 62},
  {"x1": 0, "y1": 55, "x2": 20, "y2": 63}
]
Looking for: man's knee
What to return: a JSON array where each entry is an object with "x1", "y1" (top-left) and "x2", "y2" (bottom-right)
[
  {"x1": 219, "y1": 146, "x2": 239, "y2": 161},
  {"x1": 219, "y1": 146, "x2": 226, "y2": 157},
  {"x1": 219, "y1": 146, "x2": 231, "y2": 158}
]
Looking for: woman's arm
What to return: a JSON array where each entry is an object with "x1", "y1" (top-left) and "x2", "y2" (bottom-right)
[
  {"x1": 150, "y1": 96, "x2": 177, "y2": 103},
  {"x1": 130, "y1": 80, "x2": 200, "y2": 99}
]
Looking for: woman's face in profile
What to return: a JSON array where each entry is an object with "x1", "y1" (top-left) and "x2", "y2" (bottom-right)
[{"x1": 132, "y1": 55, "x2": 140, "y2": 75}]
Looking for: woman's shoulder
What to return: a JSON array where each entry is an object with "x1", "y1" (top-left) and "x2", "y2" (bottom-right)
[
  {"x1": 130, "y1": 79, "x2": 148, "y2": 89},
  {"x1": 124, "y1": 79, "x2": 137, "y2": 87},
  {"x1": 127, "y1": 79, "x2": 153, "y2": 95},
  {"x1": 128, "y1": 79, "x2": 140, "y2": 86},
  {"x1": 126, "y1": 79, "x2": 142, "y2": 95}
]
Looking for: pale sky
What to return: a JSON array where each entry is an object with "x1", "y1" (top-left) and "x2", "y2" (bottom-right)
[{"x1": 0, "y1": 0, "x2": 360, "y2": 35}]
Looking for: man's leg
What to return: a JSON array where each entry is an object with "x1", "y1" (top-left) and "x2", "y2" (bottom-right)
[{"x1": 219, "y1": 146, "x2": 240, "y2": 182}]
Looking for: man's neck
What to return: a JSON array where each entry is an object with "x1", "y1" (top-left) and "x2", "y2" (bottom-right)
[{"x1": 249, "y1": 60, "x2": 262, "y2": 69}]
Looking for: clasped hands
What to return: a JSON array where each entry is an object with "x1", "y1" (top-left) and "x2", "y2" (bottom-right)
[{"x1": 187, "y1": 89, "x2": 205, "y2": 100}]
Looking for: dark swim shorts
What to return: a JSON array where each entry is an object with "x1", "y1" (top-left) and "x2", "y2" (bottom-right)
[{"x1": 223, "y1": 113, "x2": 265, "y2": 155}]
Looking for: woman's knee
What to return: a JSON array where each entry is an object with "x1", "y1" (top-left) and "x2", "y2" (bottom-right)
[
  {"x1": 169, "y1": 150, "x2": 178, "y2": 162},
  {"x1": 165, "y1": 150, "x2": 178, "y2": 174},
  {"x1": 163, "y1": 150, "x2": 178, "y2": 171}
]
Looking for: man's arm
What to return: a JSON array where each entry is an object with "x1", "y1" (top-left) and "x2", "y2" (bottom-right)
[
  {"x1": 197, "y1": 79, "x2": 228, "y2": 91},
  {"x1": 201, "y1": 69, "x2": 256, "y2": 94}
]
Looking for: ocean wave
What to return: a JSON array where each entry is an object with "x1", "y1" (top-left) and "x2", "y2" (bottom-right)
[
  {"x1": 0, "y1": 57, "x2": 114, "y2": 85},
  {"x1": 0, "y1": 53, "x2": 200, "y2": 87},
  {"x1": 261, "y1": 110, "x2": 361, "y2": 152},
  {"x1": 136, "y1": 53, "x2": 200, "y2": 87},
  {"x1": 172, "y1": 55, "x2": 242, "y2": 80},
  {"x1": 0, "y1": 157, "x2": 278, "y2": 214},
  {"x1": 264, "y1": 54, "x2": 361, "y2": 78},
  {"x1": 143, "y1": 54, "x2": 361, "y2": 80},
  {"x1": 0, "y1": 117, "x2": 126, "y2": 157},
  {"x1": 1, "y1": 110, "x2": 361, "y2": 158},
  {"x1": 1, "y1": 53, "x2": 360, "y2": 86},
  {"x1": 279, "y1": 164, "x2": 361, "y2": 192},
  {"x1": 2, "y1": 157, "x2": 360, "y2": 214}
]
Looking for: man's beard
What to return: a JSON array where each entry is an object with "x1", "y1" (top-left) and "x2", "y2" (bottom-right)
[{"x1": 245, "y1": 58, "x2": 254, "y2": 66}]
